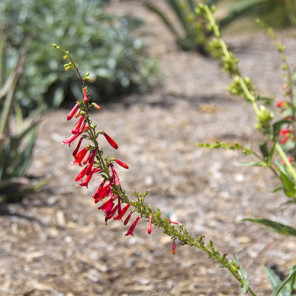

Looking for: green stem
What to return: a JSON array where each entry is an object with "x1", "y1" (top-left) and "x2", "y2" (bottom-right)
[{"x1": 276, "y1": 142, "x2": 296, "y2": 183}]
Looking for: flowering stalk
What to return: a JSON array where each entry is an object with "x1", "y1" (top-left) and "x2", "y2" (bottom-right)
[
  {"x1": 196, "y1": 2, "x2": 296, "y2": 187},
  {"x1": 53, "y1": 44, "x2": 259, "y2": 295}
]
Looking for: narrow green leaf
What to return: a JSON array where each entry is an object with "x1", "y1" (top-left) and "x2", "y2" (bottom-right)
[
  {"x1": 145, "y1": 2, "x2": 181, "y2": 39},
  {"x1": 233, "y1": 256, "x2": 249, "y2": 293},
  {"x1": 272, "y1": 265, "x2": 296, "y2": 296},
  {"x1": 243, "y1": 218, "x2": 296, "y2": 237},
  {"x1": 259, "y1": 142, "x2": 269, "y2": 159},
  {"x1": 280, "y1": 170, "x2": 296, "y2": 198},
  {"x1": 238, "y1": 161, "x2": 268, "y2": 167},
  {"x1": 264, "y1": 266, "x2": 282, "y2": 291}
]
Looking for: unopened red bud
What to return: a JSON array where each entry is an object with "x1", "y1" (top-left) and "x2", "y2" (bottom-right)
[
  {"x1": 171, "y1": 239, "x2": 176, "y2": 255},
  {"x1": 103, "y1": 132, "x2": 118, "y2": 149},
  {"x1": 67, "y1": 102, "x2": 80, "y2": 121},
  {"x1": 92, "y1": 103, "x2": 101, "y2": 110},
  {"x1": 114, "y1": 158, "x2": 129, "y2": 169},
  {"x1": 147, "y1": 214, "x2": 152, "y2": 235},
  {"x1": 83, "y1": 88, "x2": 88, "y2": 103}
]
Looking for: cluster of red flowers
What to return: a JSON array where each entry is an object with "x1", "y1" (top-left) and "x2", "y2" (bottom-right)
[{"x1": 62, "y1": 87, "x2": 154, "y2": 237}]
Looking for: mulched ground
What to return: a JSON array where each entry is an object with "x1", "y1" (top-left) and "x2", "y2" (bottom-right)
[{"x1": 1, "y1": 1, "x2": 296, "y2": 295}]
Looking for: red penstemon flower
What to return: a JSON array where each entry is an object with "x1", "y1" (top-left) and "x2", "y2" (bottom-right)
[
  {"x1": 171, "y1": 239, "x2": 176, "y2": 255},
  {"x1": 62, "y1": 133, "x2": 80, "y2": 146},
  {"x1": 125, "y1": 216, "x2": 141, "y2": 236},
  {"x1": 148, "y1": 214, "x2": 152, "y2": 235},
  {"x1": 113, "y1": 204, "x2": 130, "y2": 221}
]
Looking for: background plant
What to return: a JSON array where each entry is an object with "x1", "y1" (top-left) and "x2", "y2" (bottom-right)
[
  {"x1": 219, "y1": 0, "x2": 296, "y2": 29},
  {"x1": 0, "y1": 0, "x2": 158, "y2": 112},
  {"x1": 145, "y1": 0, "x2": 296, "y2": 56},
  {"x1": 145, "y1": 0, "x2": 219, "y2": 54},
  {"x1": 0, "y1": 26, "x2": 44, "y2": 203},
  {"x1": 197, "y1": 2, "x2": 296, "y2": 292}
]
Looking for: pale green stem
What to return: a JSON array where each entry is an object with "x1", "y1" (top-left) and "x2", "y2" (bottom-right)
[{"x1": 276, "y1": 142, "x2": 296, "y2": 182}]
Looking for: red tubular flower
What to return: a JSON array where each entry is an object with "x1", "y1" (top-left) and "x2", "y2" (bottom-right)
[
  {"x1": 85, "y1": 161, "x2": 94, "y2": 176},
  {"x1": 103, "y1": 132, "x2": 118, "y2": 149},
  {"x1": 75, "y1": 166, "x2": 88, "y2": 182},
  {"x1": 124, "y1": 211, "x2": 133, "y2": 226},
  {"x1": 125, "y1": 216, "x2": 141, "y2": 236},
  {"x1": 83, "y1": 88, "x2": 88, "y2": 103},
  {"x1": 147, "y1": 214, "x2": 152, "y2": 235},
  {"x1": 67, "y1": 102, "x2": 80, "y2": 121},
  {"x1": 78, "y1": 122, "x2": 87, "y2": 134},
  {"x1": 94, "y1": 184, "x2": 111, "y2": 203},
  {"x1": 106, "y1": 204, "x2": 119, "y2": 221},
  {"x1": 73, "y1": 147, "x2": 88, "y2": 166},
  {"x1": 88, "y1": 149, "x2": 97, "y2": 164},
  {"x1": 79, "y1": 172, "x2": 94, "y2": 188},
  {"x1": 113, "y1": 203, "x2": 130, "y2": 221},
  {"x1": 110, "y1": 164, "x2": 120, "y2": 185},
  {"x1": 72, "y1": 137, "x2": 84, "y2": 157},
  {"x1": 114, "y1": 159, "x2": 129, "y2": 169},
  {"x1": 92, "y1": 180, "x2": 106, "y2": 200},
  {"x1": 171, "y1": 239, "x2": 176, "y2": 255},
  {"x1": 82, "y1": 151, "x2": 91, "y2": 165},
  {"x1": 71, "y1": 116, "x2": 86, "y2": 134},
  {"x1": 62, "y1": 133, "x2": 80, "y2": 146},
  {"x1": 98, "y1": 198, "x2": 115, "y2": 213},
  {"x1": 169, "y1": 219, "x2": 181, "y2": 225}
]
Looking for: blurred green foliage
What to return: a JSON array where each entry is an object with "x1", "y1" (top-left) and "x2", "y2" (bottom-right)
[
  {"x1": 0, "y1": 28, "x2": 45, "y2": 203},
  {"x1": 145, "y1": 0, "x2": 219, "y2": 54},
  {"x1": 145, "y1": 0, "x2": 296, "y2": 55},
  {"x1": 0, "y1": 0, "x2": 158, "y2": 111},
  {"x1": 220, "y1": 0, "x2": 296, "y2": 29}
]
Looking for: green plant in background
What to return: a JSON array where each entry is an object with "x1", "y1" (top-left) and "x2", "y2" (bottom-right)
[
  {"x1": 0, "y1": 0, "x2": 158, "y2": 112},
  {"x1": 197, "y1": 2, "x2": 296, "y2": 292},
  {"x1": 145, "y1": 0, "x2": 219, "y2": 54},
  {"x1": 145, "y1": 0, "x2": 296, "y2": 55},
  {"x1": 0, "y1": 26, "x2": 44, "y2": 203},
  {"x1": 219, "y1": 0, "x2": 296, "y2": 29}
]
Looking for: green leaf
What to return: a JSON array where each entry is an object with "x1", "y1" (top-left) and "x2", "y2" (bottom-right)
[
  {"x1": 233, "y1": 256, "x2": 249, "y2": 293},
  {"x1": 238, "y1": 161, "x2": 268, "y2": 167},
  {"x1": 259, "y1": 142, "x2": 269, "y2": 159},
  {"x1": 264, "y1": 266, "x2": 282, "y2": 291},
  {"x1": 280, "y1": 170, "x2": 296, "y2": 198},
  {"x1": 272, "y1": 265, "x2": 296, "y2": 296},
  {"x1": 242, "y1": 218, "x2": 296, "y2": 237},
  {"x1": 145, "y1": 2, "x2": 181, "y2": 40}
]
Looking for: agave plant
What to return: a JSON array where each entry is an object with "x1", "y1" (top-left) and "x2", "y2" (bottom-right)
[{"x1": 0, "y1": 26, "x2": 45, "y2": 203}]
